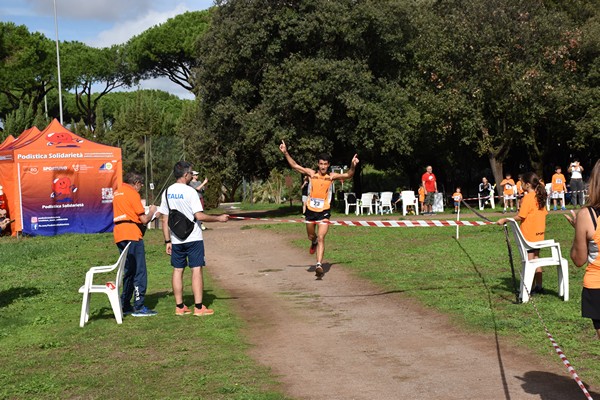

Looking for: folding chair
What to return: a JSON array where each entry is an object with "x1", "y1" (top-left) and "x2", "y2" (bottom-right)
[
  {"x1": 505, "y1": 219, "x2": 568, "y2": 303},
  {"x1": 79, "y1": 242, "x2": 131, "y2": 327}
]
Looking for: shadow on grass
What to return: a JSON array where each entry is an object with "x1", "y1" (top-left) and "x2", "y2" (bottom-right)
[
  {"x1": 0, "y1": 287, "x2": 42, "y2": 308},
  {"x1": 516, "y1": 370, "x2": 599, "y2": 400}
]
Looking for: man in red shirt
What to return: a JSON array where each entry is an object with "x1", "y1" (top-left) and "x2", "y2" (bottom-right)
[{"x1": 421, "y1": 165, "x2": 437, "y2": 215}]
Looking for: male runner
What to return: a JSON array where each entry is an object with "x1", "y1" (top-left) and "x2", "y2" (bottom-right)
[{"x1": 279, "y1": 140, "x2": 359, "y2": 277}]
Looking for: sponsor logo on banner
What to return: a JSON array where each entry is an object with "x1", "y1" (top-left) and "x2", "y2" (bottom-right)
[
  {"x1": 99, "y1": 162, "x2": 113, "y2": 171},
  {"x1": 24, "y1": 166, "x2": 39, "y2": 175},
  {"x1": 43, "y1": 166, "x2": 68, "y2": 172},
  {"x1": 72, "y1": 163, "x2": 92, "y2": 172}
]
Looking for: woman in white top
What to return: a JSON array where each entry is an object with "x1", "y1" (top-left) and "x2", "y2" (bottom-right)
[{"x1": 569, "y1": 159, "x2": 585, "y2": 207}]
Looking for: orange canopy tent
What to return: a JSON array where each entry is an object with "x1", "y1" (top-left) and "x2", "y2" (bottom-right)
[{"x1": 0, "y1": 119, "x2": 122, "y2": 236}]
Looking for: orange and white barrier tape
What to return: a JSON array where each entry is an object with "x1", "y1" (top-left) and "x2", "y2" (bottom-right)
[{"x1": 229, "y1": 215, "x2": 494, "y2": 227}]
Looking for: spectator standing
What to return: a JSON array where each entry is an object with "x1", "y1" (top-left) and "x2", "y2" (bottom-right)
[
  {"x1": 159, "y1": 161, "x2": 229, "y2": 316},
  {"x1": 452, "y1": 187, "x2": 462, "y2": 214},
  {"x1": 301, "y1": 175, "x2": 309, "y2": 215},
  {"x1": 551, "y1": 166, "x2": 567, "y2": 211},
  {"x1": 516, "y1": 174, "x2": 525, "y2": 208},
  {"x1": 418, "y1": 184, "x2": 425, "y2": 213},
  {"x1": 500, "y1": 173, "x2": 516, "y2": 213},
  {"x1": 566, "y1": 160, "x2": 600, "y2": 338},
  {"x1": 569, "y1": 159, "x2": 585, "y2": 207},
  {"x1": 112, "y1": 172, "x2": 158, "y2": 317},
  {"x1": 421, "y1": 166, "x2": 437, "y2": 215},
  {"x1": 478, "y1": 177, "x2": 495, "y2": 210},
  {"x1": 189, "y1": 171, "x2": 208, "y2": 231}
]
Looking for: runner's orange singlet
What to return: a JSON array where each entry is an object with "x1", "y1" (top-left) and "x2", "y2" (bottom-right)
[{"x1": 306, "y1": 174, "x2": 333, "y2": 212}]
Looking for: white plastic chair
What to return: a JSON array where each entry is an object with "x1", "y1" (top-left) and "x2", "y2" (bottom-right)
[
  {"x1": 505, "y1": 219, "x2": 568, "y2": 303},
  {"x1": 377, "y1": 192, "x2": 394, "y2": 214},
  {"x1": 478, "y1": 190, "x2": 495, "y2": 210},
  {"x1": 358, "y1": 193, "x2": 375, "y2": 215},
  {"x1": 79, "y1": 242, "x2": 131, "y2": 327},
  {"x1": 344, "y1": 192, "x2": 358, "y2": 215},
  {"x1": 400, "y1": 191, "x2": 419, "y2": 216}
]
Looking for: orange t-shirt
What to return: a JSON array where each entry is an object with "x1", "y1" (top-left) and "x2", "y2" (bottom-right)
[
  {"x1": 306, "y1": 174, "x2": 333, "y2": 212},
  {"x1": 418, "y1": 187, "x2": 425, "y2": 202},
  {"x1": 516, "y1": 181, "x2": 524, "y2": 195},
  {"x1": 113, "y1": 183, "x2": 145, "y2": 243},
  {"x1": 518, "y1": 191, "x2": 548, "y2": 242},
  {"x1": 452, "y1": 192, "x2": 462, "y2": 202},
  {"x1": 500, "y1": 178, "x2": 515, "y2": 196},
  {"x1": 551, "y1": 173, "x2": 567, "y2": 192}
]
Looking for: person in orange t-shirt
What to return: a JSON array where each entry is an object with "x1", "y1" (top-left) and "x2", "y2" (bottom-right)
[
  {"x1": 113, "y1": 172, "x2": 158, "y2": 316},
  {"x1": 418, "y1": 184, "x2": 425, "y2": 213},
  {"x1": 451, "y1": 187, "x2": 462, "y2": 213},
  {"x1": 500, "y1": 173, "x2": 516, "y2": 213},
  {"x1": 566, "y1": 159, "x2": 600, "y2": 338},
  {"x1": 551, "y1": 166, "x2": 567, "y2": 211},
  {"x1": 280, "y1": 140, "x2": 359, "y2": 278},
  {"x1": 498, "y1": 172, "x2": 548, "y2": 294}
]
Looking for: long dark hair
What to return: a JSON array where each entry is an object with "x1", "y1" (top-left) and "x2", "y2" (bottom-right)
[
  {"x1": 587, "y1": 160, "x2": 600, "y2": 208},
  {"x1": 522, "y1": 172, "x2": 546, "y2": 210}
]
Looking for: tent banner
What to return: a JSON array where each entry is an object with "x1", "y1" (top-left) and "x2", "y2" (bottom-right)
[{"x1": 19, "y1": 160, "x2": 119, "y2": 236}]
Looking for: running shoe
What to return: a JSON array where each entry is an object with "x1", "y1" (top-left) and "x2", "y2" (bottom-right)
[
  {"x1": 122, "y1": 305, "x2": 134, "y2": 316},
  {"x1": 132, "y1": 306, "x2": 157, "y2": 317},
  {"x1": 309, "y1": 240, "x2": 318, "y2": 254},
  {"x1": 315, "y1": 262, "x2": 324, "y2": 278},
  {"x1": 194, "y1": 305, "x2": 214, "y2": 316},
  {"x1": 175, "y1": 305, "x2": 192, "y2": 316}
]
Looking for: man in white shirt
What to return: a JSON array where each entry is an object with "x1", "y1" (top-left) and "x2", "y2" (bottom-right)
[{"x1": 158, "y1": 161, "x2": 229, "y2": 317}]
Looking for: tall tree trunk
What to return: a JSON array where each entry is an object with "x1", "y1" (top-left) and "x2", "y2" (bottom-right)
[{"x1": 528, "y1": 126, "x2": 544, "y2": 177}]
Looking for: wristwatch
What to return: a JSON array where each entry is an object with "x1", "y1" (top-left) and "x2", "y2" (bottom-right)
[{"x1": 164, "y1": 240, "x2": 171, "y2": 244}]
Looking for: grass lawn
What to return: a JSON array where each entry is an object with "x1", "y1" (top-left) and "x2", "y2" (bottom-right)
[
  {"x1": 2, "y1": 203, "x2": 598, "y2": 397},
  {"x1": 0, "y1": 230, "x2": 288, "y2": 400},
  {"x1": 256, "y1": 205, "x2": 600, "y2": 386}
]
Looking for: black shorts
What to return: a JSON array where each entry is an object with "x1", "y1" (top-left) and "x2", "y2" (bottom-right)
[
  {"x1": 305, "y1": 209, "x2": 331, "y2": 222},
  {"x1": 582, "y1": 287, "x2": 600, "y2": 320}
]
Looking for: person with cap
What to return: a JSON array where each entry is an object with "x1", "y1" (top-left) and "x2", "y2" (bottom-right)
[{"x1": 189, "y1": 171, "x2": 208, "y2": 231}]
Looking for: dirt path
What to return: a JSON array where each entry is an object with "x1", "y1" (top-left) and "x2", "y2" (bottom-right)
[{"x1": 204, "y1": 217, "x2": 597, "y2": 400}]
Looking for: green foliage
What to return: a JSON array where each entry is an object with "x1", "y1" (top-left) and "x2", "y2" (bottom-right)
[
  {"x1": 103, "y1": 91, "x2": 190, "y2": 204},
  {"x1": 126, "y1": 10, "x2": 212, "y2": 92},
  {"x1": 0, "y1": 22, "x2": 55, "y2": 121},
  {"x1": 196, "y1": 0, "x2": 419, "y2": 195}
]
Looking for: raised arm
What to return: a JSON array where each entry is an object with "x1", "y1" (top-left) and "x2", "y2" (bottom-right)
[
  {"x1": 279, "y1": 140, "x2": 314, "y2": 175},
  {"x1": 331, "y1": 154, "x2": 359, "y2": 180}
]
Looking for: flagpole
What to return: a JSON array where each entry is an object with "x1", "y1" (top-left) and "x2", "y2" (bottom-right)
[{"x1": 53, "y1": 0, "x2": 64, "y2": 124}]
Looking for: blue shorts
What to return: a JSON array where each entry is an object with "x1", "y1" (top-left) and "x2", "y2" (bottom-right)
[{"x1": 171, "y1": 240, "x2": 205, "y2": 268}]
